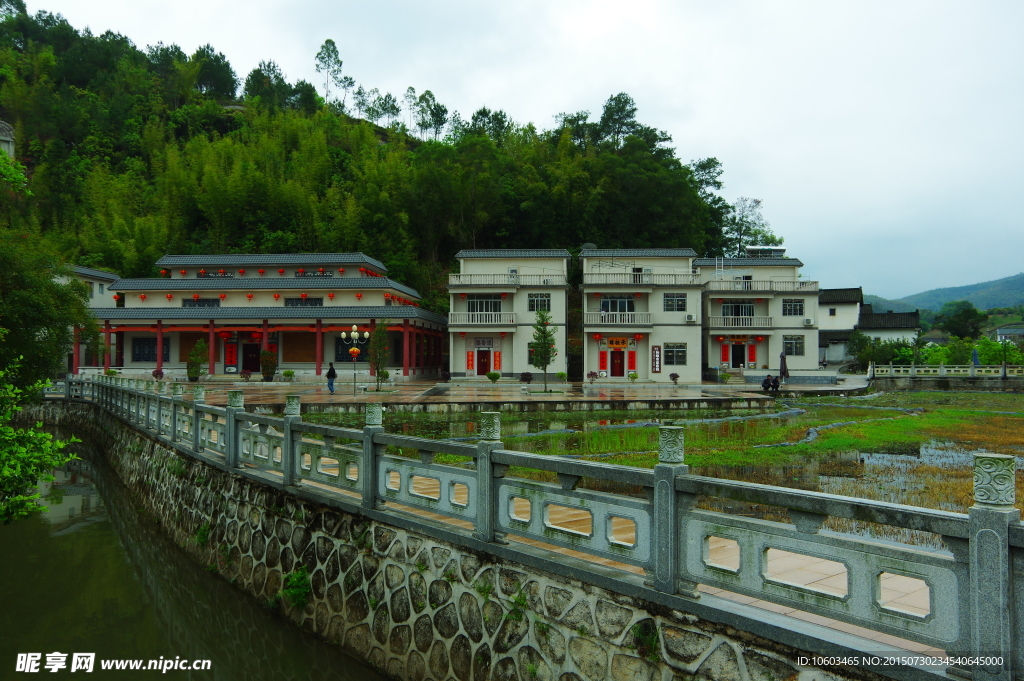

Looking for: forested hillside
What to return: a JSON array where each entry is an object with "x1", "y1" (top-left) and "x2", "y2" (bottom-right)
[{"x1": 0, "y1": 4, "x2": 774, "y2": 311}]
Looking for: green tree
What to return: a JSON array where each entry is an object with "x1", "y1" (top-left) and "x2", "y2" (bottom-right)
[
  {"x1": 0, "y1": 234, "x2": 96, "y2": 389},
  {"x1": 935, "y1": 301, "x2": 988, "y2": 339},
  {"x1": 367, "y1": 319, "x2": 391, "y2": 391},
  {"x1": 314, "y1": 38, "x2": 343, "y2": 100},
  {"x1": 0, "y1": 351, "x2": 78, "y2": 524},
  {"x1": 722, "y1": 197, "x2": 783, "y2": 256},
  {"x1": 530, "y1": 308, "x2": 558, "y2": 392},
  {"x1": 192, "y1": 44, "x2": 238, "y2": 99}
]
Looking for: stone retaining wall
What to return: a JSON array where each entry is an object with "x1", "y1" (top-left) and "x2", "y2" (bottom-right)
[
  {"x1": 30, "y1": 402, "x2": 887, "y2": 681},
  {"x1": 871, "y1": 377, "x2": 1024, "y2": 392}
]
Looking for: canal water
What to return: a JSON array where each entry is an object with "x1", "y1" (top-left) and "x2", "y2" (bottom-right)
[{"x1": 0, "y1": 444, "x2": 384, "y2": 680}]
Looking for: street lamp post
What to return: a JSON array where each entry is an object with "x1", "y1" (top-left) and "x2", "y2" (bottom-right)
[{"x1": 339, "y1": 324, "x2": 370, "y2": 395}]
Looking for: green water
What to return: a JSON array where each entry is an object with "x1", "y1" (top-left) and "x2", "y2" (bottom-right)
[{"x1": 0, "y1": 452, "x2": 384, "y2": 681}]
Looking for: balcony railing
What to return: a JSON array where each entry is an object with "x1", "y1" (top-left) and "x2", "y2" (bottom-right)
[
  {"x1": 449, "y1": 312, "x2": 516, "y2": 325},
  {"x1": 583, "y1": 312, "x2": 653, "y2": 326},
  {"x1": 707, "y1": 316, "x2": 773, "y2": 328},
  {"x1": 704, "y1": 280, "x2": 819, "y2": 292},
  {"x1": 582, "y1": 273, "x2": 700, "y2": 286},
  {"x1": 448, "y1": 274, "x2": 566, "y2": 286}
]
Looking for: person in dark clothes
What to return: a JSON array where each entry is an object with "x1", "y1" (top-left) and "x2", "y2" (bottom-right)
[
  {"x1": 326, "y1": 362, "x2": 337, "y2": 394},
  {"x1": 761, "y1": 375, "x2": 773, "y2": 391},
  {"x1": 770, "y1": 375, "x2": 780, "y2": 392}
]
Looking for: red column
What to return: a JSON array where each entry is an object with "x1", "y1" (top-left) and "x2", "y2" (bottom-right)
[
  {"x1": 262, "y1": 319, "x2": 269, "y2": 351},
  {"x1": 72, "y1": 327, "x2": 80, "y2": 375},
  {"x1": 155, "y1": 320, "x2": 164, "y2": 373},
  {"x1": 103, "y1": 320, "x2": 111, "y2": 372},
  {"x1": 208, "y1": 320, "x2": 216, "y2": 376},
  {"x1": 315, "y1": 319, "x2": 323, "y2": 376},
  {"x1": 369, "y1": 319, "x2": 377, "y2": 376},
  {"x1": 402, "y1": 319, "x2": 410, "y2": 376},
  {"x1": 412, "y1": 326, "x2": 419, "y2": 374}
]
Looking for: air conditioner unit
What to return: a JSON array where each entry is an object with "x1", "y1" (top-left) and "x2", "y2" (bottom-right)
[
  {"x1": 685, "y1": 314, "x2": 697, "y2": 323},
  {"x1": 803, "y1": 318, "x2": 815, "y2": 326}
]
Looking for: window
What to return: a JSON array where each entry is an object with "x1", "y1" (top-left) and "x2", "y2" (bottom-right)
[
  {"x1": 284, "y1": 297, "x2": 324, "y2": 307},
  {"x1": 664, "y1": 343, "x2": 687, "y2": 365},
  {"x1": 601, "y1": 296, "x2": 634, "y2": 313},
  {"x1": 99, "y1": 284, "x2": 104, "y2": 296},
  {"x1": 334, "y1": 336, "x2": 369, "y2": 361},
  {"x1": 468, "y1": 294, "x2": 502, "y2": 313},
  {"x1": 663, "y1": 293, "x2": 687, "y2": 312},
  {"x1": 782, "y1": 299, "x2": 804, "y2": 316},
  {"x1": 783, "y1": 335, "x2": 805, "y2": 356},
  {"x1": 829, "y1": 308, "x2": 836, "y2": 316},
  {"x1": 86, "y1": 281, "x2": 94, "y2": 297},
  {"x1": 182, "y1": 298, "x2": 221, "y2": 308},
  {"x1": 721, "y1": 300, "x2": 754, "y2": 316},
  {"x1": 528, "y1": 293, "x2": 551, "y2": 312},
  {"x1": 131, "y1": 337, "x2": 170, "y2": 362}
]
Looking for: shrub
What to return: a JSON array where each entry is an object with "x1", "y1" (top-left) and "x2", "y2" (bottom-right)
[
  {"x1": 440, "y1": 371, "x2": 451, "y2": 382},
  {"x1": 104, "y1": 369, "x2": 118, "y2": 376},
  {"x1": 555, "y1": 372, "x2": 567, "y2": 382},
  {"x1": 669, "y1": 372, "x2": 679, "y2": 385},
  {"x1": 281, "y1": 566, "x2": 312, "y2": 610},
  {"x1": 586, "y1": 371, "x2": 598, "y2": 384},
  {"x1": 377, "y1": 369, "x2": 390, "y2": 384},
  {"x1": 186, "y1": 339, "x2": 208, "y2": 379},
  {"x1": 282, "y1": 370, "x2": 295, "y2": 380},
  {"x1": 519, "y1": 372, "x2": 533, "y2": 384},
  {"x1": 260, "y1": 350, "x2": 278, "y2": 379},
  {"x1": 628, "y1": 372, "x2": 638, "y2": 382},
  {"x1": 486, "y1": 371, "x2": 500, "y2": 383},
  {"x1": 151, "y1": 368, "x2": 164, "y2": 380},
  {"x1": 239, "y1": 370, "x2": 252, "y2": 381}
]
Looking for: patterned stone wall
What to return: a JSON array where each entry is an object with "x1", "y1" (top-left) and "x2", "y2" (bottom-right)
[{"x1": 30, "y1": 402, "x2": 888, "y2": 681}]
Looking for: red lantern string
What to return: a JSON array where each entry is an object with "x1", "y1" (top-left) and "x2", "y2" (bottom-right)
[
  {"x1": 300, "y1": 293, "x2": 308, "y2": 299},
  {"x1": 258, "y1": 269, "x2": 265, "y2": 275},
  {"x1": 165, "y1": 294, "x2": 173, "y2": 301},
  {"x1": 355, "y1": 293, "x2": 362, "y2": 300},
  {"x1": 218, "y1": 269, "x2": 225, "y2": 274},
  {"x1": 112, "y1": 295, "x2": 120, "y2": 301},
  {"x1": 219, "y1": 294, "x2": 227, "y2": 300},
  {"x1": 246, "y1": 293, "x2": 253, "y2": 301},
  {"x1": 273, "y1": 293, "x2": 281, "y2": 300},
  {"x1": 139, "y1": 294, "x2": 147, "y2": 301},
  {"x1": 160, "y1": 269, "x2": 168, "y2": 277},
  {"x1": 328, "y1": 293, "x2": 335, "y2": 300},
  {"x1": 193, "y1": 294, "x2": 200, "y2": 300},
  {"x1": 179, "y1": 269, "x2": 186, "y2": 276},
  {"x1": 238, "y1": 269, "x2": 246, "y2": 275},
  {"x1": 278, "y1": 269, "x2": 285, "y2": 275}
]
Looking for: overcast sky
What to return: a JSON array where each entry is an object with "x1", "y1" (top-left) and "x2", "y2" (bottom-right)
[{"x1": 33, "y1": 0, "x2": 1024, "y2": 299}]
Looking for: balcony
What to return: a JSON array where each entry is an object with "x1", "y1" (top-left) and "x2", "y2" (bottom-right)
[
  {"x1": 582, "y1": 273, "x2": 700, "y2": 286},
  {"x1": 704, "y1": 280, "x2": 819, "y2": 292},
  {"x1": 448, "y1": 312, "x2": 516, "y2": 325},
  {"x1": 707, "y1": 316, "x2": 773, "y2": 328},
  {"x1": 448, "y1": 274, "x2": 566, "y2": 286},
  {"x1": 584, "y1": 312, "x2": 653, "y2": 326}
]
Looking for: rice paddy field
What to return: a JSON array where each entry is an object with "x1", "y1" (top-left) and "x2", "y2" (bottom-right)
[{"x1": 304, "y1": 391, "x2": 1024, "y2": 543}]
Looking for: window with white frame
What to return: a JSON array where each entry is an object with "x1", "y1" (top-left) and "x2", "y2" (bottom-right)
[
  {"x1": 468, "y1": 294, "x2": 502, "y2": 313},
  {"x1": 721, "y1": 300, "x2": 753, "y2": 316},
  {"x1": 663, "y1": 293, "x2": 686, "y2": 312},
  {"x1": 528, "y1": 293, "x2": 551, "y2": 312},
  {"x1": 86, "y1": 281, "x2": 94, "y2": 297},
  {"x1": 600, "y1": 296, "x2": 634, "y2": 313},
  {"x1": 664, "y1": 342, "x2": 687, "y2": 365},
  {"x1": 782, "y1": 299, "x2": 804, "y2": 316},
  {"x1": 783, "y1": 335, "x2": 805, "y2": 356}
]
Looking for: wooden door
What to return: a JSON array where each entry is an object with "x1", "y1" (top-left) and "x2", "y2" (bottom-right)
[
  {"x1": 242, "y1": 344, "x2": 261, "y2": 372},
  {"x1": 610, "y1": 350, "x2": 625, "y2": 377},
  {"x1": 476, "y1": 349, "x2": 491, "y2": 375},
  {"x1": 731, "y1": 344, "x2": 746, "y2": 368}
]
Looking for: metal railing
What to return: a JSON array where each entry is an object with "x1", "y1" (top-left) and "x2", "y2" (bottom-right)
[
  {"x1": 582, "y1": 273, "x2": 701, "y2": 286},
  {"x1": 583, "y1": 312, "x2": 653, "y2": 326},
  {"x1": 704, "y1": 280, "x2": 819, "y2": 292},
  {"x1": 47, "y1": 376, "x2": 1024, "y2": 678},
  {"x1": 872, "y1": 363, "x2": 1024, "y2": 378},
  {"x1": 448, "y1": 312, "x2": 516, "y2": 325},
  {"x1": 448, "y1": 273, "x2": 566, "y2": 286},
  {"x1": 706, "y1": 316, "x2": 773, "y2": 328}
]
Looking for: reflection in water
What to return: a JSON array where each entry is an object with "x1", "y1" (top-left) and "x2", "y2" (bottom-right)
[{"x1": 0, "y1": 443, "x2": 383, "y2": 681}]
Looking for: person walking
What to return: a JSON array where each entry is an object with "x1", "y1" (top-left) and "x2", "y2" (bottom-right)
[{"x1": 326, "y1": 362, "x2": 337, "y2": 395}]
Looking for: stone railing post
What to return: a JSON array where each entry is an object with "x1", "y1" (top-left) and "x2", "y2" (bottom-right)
[
  {"x1": 910, "y1": 362, "x2": 917, "y2": 377},
  {"x1": 192, "y1": 385, "x2": 206, "y2": 453},
  {"x1": 64, "y1": 377, "x2": 71, "y2": 400},
  {"x1": 360, "y1": 403, "x2": 384, "y2": 508},
  {"x1": 970, "y1": 363, "x2": 978, "y2": 378},
  {"x1": 867, "y1": 361, "x2": 875, "y2": 379},
  {"x1": 940, "y1": 363, "x2": 948, "y2": 377},
  {"x1": 154, "y1": 382, "x2": 165, "y2": 437},
  {"x1": 170, "y1": 383, "x2": 183, "y2": 442},
  {"x1": 224, "y1": 390, "x2": 244, "y2": 468},
  {"x1": 474, "y1": 412, "x2": 503, "y2": 543},
  {"x1": 969, "y1": 452, "x2": 1017, "y2": 680},
  {"x1": 281, "y1": 395, "x2": 302, "y2": 487},
  {"x1": 650, "y1": 426, "x2": 697, "y2": 597}
]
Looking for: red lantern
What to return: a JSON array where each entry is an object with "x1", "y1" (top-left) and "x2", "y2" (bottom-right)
[
  {"x1": 594, "y1": 292, "x2": 601, "y2": 298},
  {"x1": 298, "y1": 268, "x2": 306, "y2": 274},
  {"x1": 500, "y1": 293, "x2": 507, "y2": 299},
  {"x1": 193, "y1": 294, "x2": 200, "y2": 300},
  {"x1": 160, "y1": 269, "x2": 168, "y2": 277},
  {"x1": 384, "y1": 293, "x2": 391, "y2": 299},
  {"x1": 278, "y1": 269, "x2": 285, "y2": 275},
  {"x1": 199, "y1": 269, "x2": 206, "y2": 275},
  {"x1": 258, "y1": 269, "x2": 265, "y2": 275},
  {"x1": 112, "y1": 294, "x2": 120, "y2": 301},
  {"x1": 593, "y1": 334, "x2": 602, "y2": 341},
  {"x1": 755, "y1": 336, "x2": 764, "y2": 342},
  {"x1": 355, "y1": 293, "x2": 362, "y2": 300},
  {"x1": 460, "y1": 293, "x2": 466, "y2": 299},
  {"x1": 300, "y1": 293, "x2": 308, "y2": 299},
  {"x1": 756, "y1": 298, "x2": 763, "y2": 303},
  {"x1": 246, "y1": 293, "x2": 253, "y2": 301},
  {"x1": 414, "y1": 303, "x2": 419, "y2": 307},
  {"x1": 718, "y1": 298, "x2": 724, "y2": 303},
  {"x1": 218, "y1": 269, "x2": 225, "y2": 274},
  {"x1": 500, "y1": 332, "x2": 506, "y2": 338},
  {"x1": 349, "y1": 347, "x2": 360, "y2": 358},
  {"x1": 459, "y1": 332, "x2": 466, "y2": 338},
  {"x1": 634, "y1": 334, "x2": 643, "y2": 340},
  {"x1": 359, "y1": 267, "x2": 366, "y2": 273},
  {"x1": 219, "y1": 293, "x2": 227, "y2": 300},
  {"x1": 318, "y1": 267, "x2": 325, "y2": 273},
  {"x1": 238, "y1": 269, "x2": 246, "y2": 275},
  {"x1": 251, "y1": 332, "x2": 262, "y2": 340},
  {"x1": 338, "y1": 268, "x2": 345, "y2": 274},
  {"x1": 328, "y1": 293, "x2": 335, "y2": 301},
  {"x1": 635, "y1": 293, "x2": 642, "y2": 299},
  {"x1": 179, "y1": 269, "x2": 186, "y2": 276},
  {"x1": 165, "y1": 294, "x2": 173, "y2": 301},
  {"x1": 273, "y1": 293, "x2": 280, "y2": 300},
  {"x1": 218, "y1": 331, "x2": 232, "y2": 340},
  {"x1": 716, "y1": 336, "x2": 726, "y2": 342},
  {"x1": 139, "y1": 294, "x2": 147, "y2": 301}
]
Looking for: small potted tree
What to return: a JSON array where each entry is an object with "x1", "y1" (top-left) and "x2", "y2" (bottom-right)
[
  {"x1": 260, "y1": 349, "x2": 278, "y2": 382},
  {"x1": 587, "y1": 371, "x2": 598, "y2": 384},
  {"x1": 669, "y1": 373, "x2": 679, "y2": 385},
  {"x1": 186, "y1": 339, "x2": 208, "y2": 383},
  {"x1": 520, "y1": 372, "x2": 533, "y2": 385}
]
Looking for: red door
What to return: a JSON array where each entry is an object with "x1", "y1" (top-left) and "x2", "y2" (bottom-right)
[
  {"x1": 476, "y1": 349, "x2": 491, "y2": 375},
  {"x1": 610, "y1": 350, "x2": 625, "y2": 377}
]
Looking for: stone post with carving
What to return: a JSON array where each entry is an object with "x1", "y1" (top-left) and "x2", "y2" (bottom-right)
[
  {"x1": 474, "y1": 412, "x2": 503, "y2": 543},
  {"x1": 650, "y1": 426, "x2": 697, "y2": 597},
  {"x1": 360, "y1": 403, "x2": 384, "y2": 509},
  {"x1": 282, "y1": 395, "x2": 301, "y2": 487},
  {"x1": 191, "y1": 385, "x2": 205, "y2": 454},
  {"x1": 224, "y1": 390, "x2": 244, "y2": 468},
  {"x1": 969, "y1": 452, "x2": 1017, "y2": 680}
]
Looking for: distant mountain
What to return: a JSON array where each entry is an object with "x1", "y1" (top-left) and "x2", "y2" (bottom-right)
[{"x1": 869, "y1": 272, "x2": 1024, "y2": 312}]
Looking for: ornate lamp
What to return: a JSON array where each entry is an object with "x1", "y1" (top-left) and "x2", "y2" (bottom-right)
[{"x1": 339, "y1": 324, "x2": 371, "y2": 394}]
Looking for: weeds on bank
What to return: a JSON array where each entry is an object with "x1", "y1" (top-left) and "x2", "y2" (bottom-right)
[{"x1": 281, "y1": 566, "x2": 312, "y2": 610}]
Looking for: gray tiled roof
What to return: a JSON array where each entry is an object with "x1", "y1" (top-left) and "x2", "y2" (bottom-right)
[
  {"x1": 111, "y1": 277, "x2": 420, "y2": 298},
  {"x1": 155, "y1": 252, "x2": 387, "y2": 271},
  {"x1": 818, "y1": 287, "x2": 863, "y2": 304},
  {"x1": 857, "y1": 311, "x2": 920, "y2": 330},
  {"x1": 693, "y1": 257, "x2": 804, "y2": 267},
  {"x1": 580, "y1": 249, "x2": 698, "y2": 258},
  {"x1": 71, "y1": 265, "x2": 120, "y2": 282},
  {"x1": 455, "y1": 249, "x2": 571, "y2": 259},
  {"x1": 88, "y1": 306, "x2": 447, "y2": 325},
  {"x1": 0, "y1": 120, "x2": 12, "y2": 139}
]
